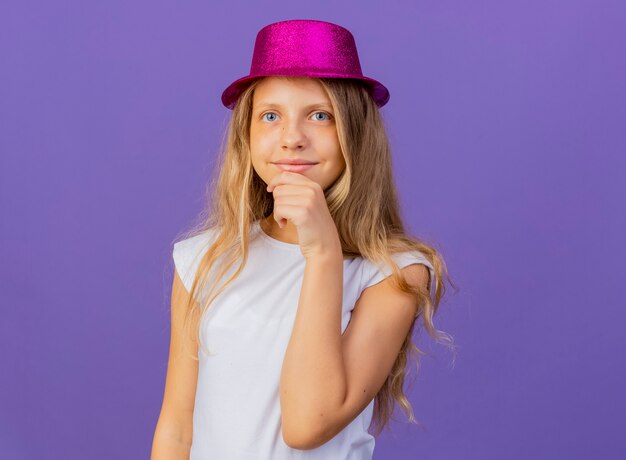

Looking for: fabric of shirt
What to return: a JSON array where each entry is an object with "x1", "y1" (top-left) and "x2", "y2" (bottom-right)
[{"x1": 171, "y1": 220, "x2": 436, "y2": 460}]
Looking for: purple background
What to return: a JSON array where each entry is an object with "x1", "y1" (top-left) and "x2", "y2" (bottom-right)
[{"x1": 1, "y1": 1, "x2": 625, "y2": 459}]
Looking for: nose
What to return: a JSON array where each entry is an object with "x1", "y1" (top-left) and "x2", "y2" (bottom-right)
[{"x1": 280, "y1": 119, "x2": 307, "y2": 151}]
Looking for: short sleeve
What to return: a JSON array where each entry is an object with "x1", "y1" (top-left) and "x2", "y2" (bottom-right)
[
  {"x1": 172, "y1": 229, "x2": 217, "y2": 295},
  {"x1": 361, "y1": 250, "x2": 436, "y2": 299}
]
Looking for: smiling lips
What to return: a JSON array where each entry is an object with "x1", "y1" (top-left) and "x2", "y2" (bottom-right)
[
  {"x1": 273, "y1": 163, "x2": 317, "y2": 172},
  {"x1": 272, "y1": 159, "x2": 318, "y2": 172}
]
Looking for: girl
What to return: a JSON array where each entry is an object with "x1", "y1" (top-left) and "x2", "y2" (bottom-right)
[{"x1": 152, "y1": 19, "x2": 455, "y2": 460}]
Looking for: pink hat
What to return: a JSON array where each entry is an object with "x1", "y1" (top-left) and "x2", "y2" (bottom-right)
[{"x1": 221, "y1": 19, "x2": 390, "y2": 110}]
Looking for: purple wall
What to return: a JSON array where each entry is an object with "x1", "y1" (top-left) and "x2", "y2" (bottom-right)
[{"x1": 1, "y1": 1, "x2": 624, "y2": 459}]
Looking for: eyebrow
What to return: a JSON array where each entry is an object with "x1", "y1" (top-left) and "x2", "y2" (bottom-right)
[{"x1": 254, "y1": 102, "x2": 333, "y2": 111}]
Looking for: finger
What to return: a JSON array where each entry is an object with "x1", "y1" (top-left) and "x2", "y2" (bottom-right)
[
  {"x1": 272, "y1": 203, "x2": 300, "y2": 228},
  {"x1": 273, "y1": 195, "x2": 305, "y2": 207},
  {"x1": 268, "y1": 171, "x2": 315, "y2": 192},
  {"x1": 270, "y1": 184, "x2": 308, "y2": 197}
]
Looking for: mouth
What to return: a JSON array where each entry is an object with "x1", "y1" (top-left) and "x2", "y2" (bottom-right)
[
  {"x1": 272, "y1": 160, "x2": 318, "y2": 165},
  {"x1": 273, "y1": 163, "x2": 317, "y2": 172}
]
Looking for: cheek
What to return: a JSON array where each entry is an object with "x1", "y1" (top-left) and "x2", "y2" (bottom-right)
[
  {"x1": 319, "y1": 131, "x2": 343, "y2": 161},
  {"x1": 251, "y1": 126, "x2": 276, "y2": 149}
]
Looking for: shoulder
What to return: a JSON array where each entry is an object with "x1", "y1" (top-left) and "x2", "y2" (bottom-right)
[
  {"x1": 359, "y1": 249, "x2": 436, "y2": 298},
  {"x1": 173, "y1": 228, "x2": 218, "y2": 264},
  {"x1": 173, "y1": 227, "x2": 217, "y2": 254},
  {"x1": 172, "y1": 227, "x2": 220, "y2": 293}
]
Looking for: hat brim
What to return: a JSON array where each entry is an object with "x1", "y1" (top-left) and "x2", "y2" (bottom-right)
[{"x1": 221, "y1": 74, "x2": 390, "y2": 110}]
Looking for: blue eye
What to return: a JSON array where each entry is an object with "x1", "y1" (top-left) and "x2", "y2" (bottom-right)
[
  {"x1": 262, "y1": 112, "x2": 278, "y2": 122},
  {"x1": 260, "y1": 111, "x2": 332, "y2": 122},
  {"x1": 312, "y1": 112, "x2": 331, "y2": 121}
]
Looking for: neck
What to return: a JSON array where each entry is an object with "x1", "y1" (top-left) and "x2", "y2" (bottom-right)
[{"x1": 261, "y1": 214, "x2": 299, "y2": 244}]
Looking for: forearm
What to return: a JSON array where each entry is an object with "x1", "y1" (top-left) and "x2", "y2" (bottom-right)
[
  {"x1": 151, "y1": 421, "x2": 192, "y2": 460},
  {"x1": 279, "y1": 245, "x2": 346, "y2": 435},
  {"x1": 151, "y1": 437, "x2": 191, "y2": 460}
]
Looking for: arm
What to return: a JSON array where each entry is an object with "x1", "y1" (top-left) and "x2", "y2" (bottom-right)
[
  {"x1": 151, "y1": 270, "x2": 199, "y2": 459},
  {"x1": 279, "y1": 251, "x2": 429, "y2": 450},
  {"x1": 279, "y1": 247, "x2": 345, "y2": 448},
  {"x1": 151, "y1": 431, "x2": 191, "y2": 460}
]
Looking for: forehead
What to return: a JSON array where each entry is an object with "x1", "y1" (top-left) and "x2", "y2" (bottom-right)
[{"x1": 252, "y1": 76, "x2": 330, "y2": 106}]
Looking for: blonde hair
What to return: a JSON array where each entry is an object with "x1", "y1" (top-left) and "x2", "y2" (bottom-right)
[{"x1": 174, "y1": 75, "x2": 457, "y2": 437}]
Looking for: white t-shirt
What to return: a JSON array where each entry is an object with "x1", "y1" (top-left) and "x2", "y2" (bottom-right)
[{"x1": 172, "y1": 220, "x2": 435, "y2": 460}]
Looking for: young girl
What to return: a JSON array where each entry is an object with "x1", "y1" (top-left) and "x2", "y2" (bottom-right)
[{"x1": 152, "y1": 19, "x2": 454, "y2": 460}]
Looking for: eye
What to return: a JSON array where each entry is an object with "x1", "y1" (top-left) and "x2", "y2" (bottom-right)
[
  {"x1": 261, "y1": 112, "x2": 278, "y2": 122},
  {"x1": 259, "y1": 111, "x2": 333, "y2": 122},
  {"x1": 312, "y1": 111, "x2": 332, "y2": 121}
]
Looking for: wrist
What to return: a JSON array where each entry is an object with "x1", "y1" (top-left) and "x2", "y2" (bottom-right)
[{"x1": 304, "y1": 241, "x2": 343, "y2": 262}]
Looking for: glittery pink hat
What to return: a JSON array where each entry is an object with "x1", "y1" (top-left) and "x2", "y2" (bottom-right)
[{"x1": 221, "y1": 19, "x2": 390, "y2": 110}]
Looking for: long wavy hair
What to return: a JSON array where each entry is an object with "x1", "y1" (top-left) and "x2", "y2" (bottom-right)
[{"x1": 173, "y1": 75, "x2": 457, "y2": 437}]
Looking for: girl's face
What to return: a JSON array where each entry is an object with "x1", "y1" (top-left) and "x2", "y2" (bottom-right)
[{"x1": 250, "y1": 76, "x2": 346, "y2": 192}]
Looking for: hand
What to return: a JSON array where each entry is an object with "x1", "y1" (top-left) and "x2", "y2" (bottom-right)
[{"x1": 266, "y1": 171, "x2": 341, "y2": 259}]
